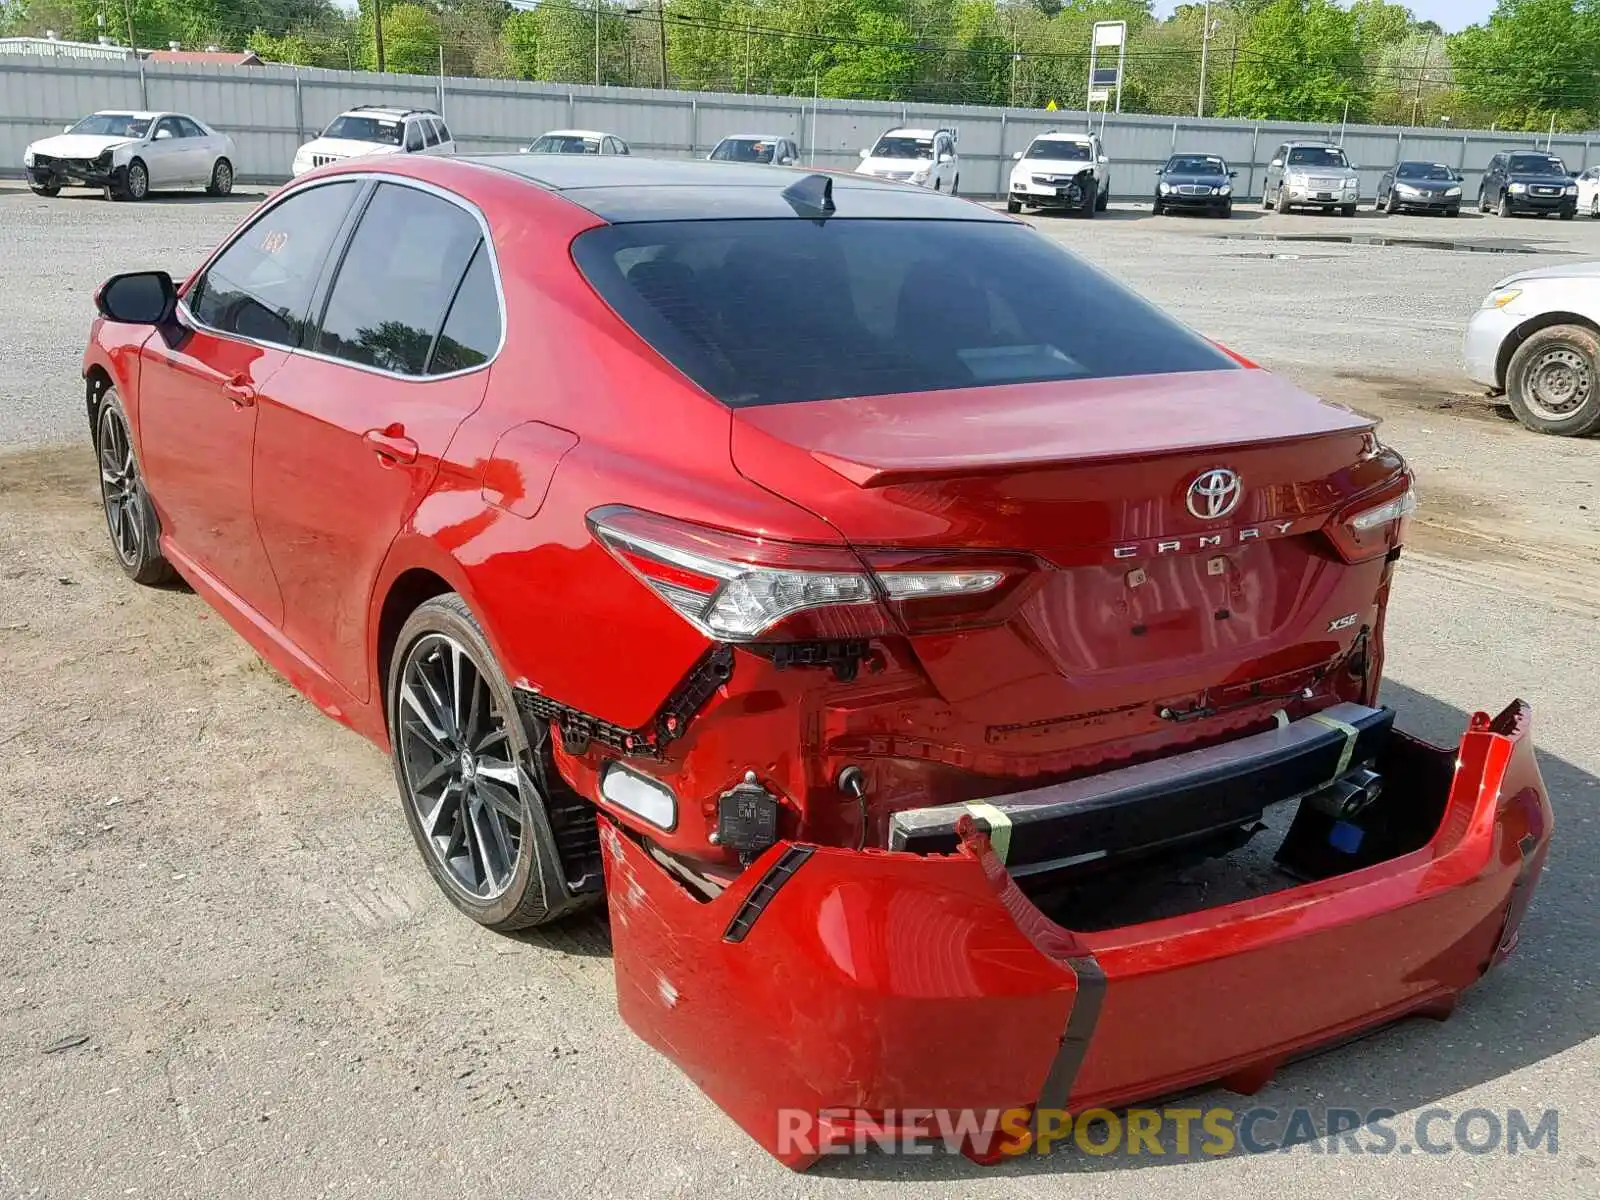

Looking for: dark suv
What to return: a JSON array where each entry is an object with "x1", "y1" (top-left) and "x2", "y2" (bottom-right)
[{"x1": 1479, "y1": 151, "x2": 1578, "y2": 219}]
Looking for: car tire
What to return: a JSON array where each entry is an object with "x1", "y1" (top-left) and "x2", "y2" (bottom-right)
[
  {"x1": 205, "y1": 157, "x2": 233, "y2": 197},
  {"x1": 1559, "y1": 208, "x2": 1575, "y2": 221},
  {"x1": 94, "y1": 388, "x2": 174, "y2": 586},
  {"x1": 28, "y1": 183, "x2": 61, "y2": 197},
  {"x1": 1497, "y1": 193, "x2": 1513, "y2": 219},
  {"x1": 1219, "y1": 201, "x2": 1232, "y2": 218},
  {"x1": 1477, "y1": 188, "x2": 1488, "y2": 213},
  {"x1": 1341, "y1": 203, "x2": 1358, "y2": 217},
  {"x1": 1152, "y1": 198, "x2": 1164, "y2": 216},
  {"x1": 1261, "y1": 187, "x2": 1272, "y2": 211},
  {"x1": 1276, "y1": 188, "x2": 1291, "y2": 214},
  {"x1": 1384, "y1": 191, "x2": 1398, "y2": 215},
  {"x1": 389, "y1": 594, "x2": 598, "y2": 931},
  {"x1": 1591, "y1": 196, "x2": 1599, "y2": 217},
  {"x1": 110, "y1": 159, "x2": 149, "y2": 202},
  {"x1": 1079, "y1": 180, "x2": 1097, "y2": 218},
  {"x1": 1006, "y1": 198, "x2": 1021, "y2": 214},
  {"x1": 1505, "y1": 325, "x2": 1600, "y2": 437},
  {"x1": 1096, "y1": 185, "x2": 1109, "y2": 212},
  {"x1": 1447, "y1": 206, "x2": 1460, "y2": 217},
  {"x1": 951, "y1": 176, "x2": 959, "y2": 197}
]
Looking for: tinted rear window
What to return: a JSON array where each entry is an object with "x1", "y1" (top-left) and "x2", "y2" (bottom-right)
[{"x1": 572, "y1": 218, "x2": 1234, "y2": 408}]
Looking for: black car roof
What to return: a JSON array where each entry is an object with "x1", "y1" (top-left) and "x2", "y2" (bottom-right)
[{"x1": 464, "y1": 154, "x2": 1005, "y2": 223}]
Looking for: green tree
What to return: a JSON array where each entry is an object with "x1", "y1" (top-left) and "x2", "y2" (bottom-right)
[
  {"x1": 1448, "y1": 0, "x2": 1600, "y2": 131},
  {"x1": 1225, "y1": 0, "x2": 1367, "y2": 121}
]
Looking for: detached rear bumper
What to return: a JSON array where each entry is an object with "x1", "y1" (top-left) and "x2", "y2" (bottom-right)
[{"x1": 601, "y1": 701, "x2": 1551, "y2": 1168}]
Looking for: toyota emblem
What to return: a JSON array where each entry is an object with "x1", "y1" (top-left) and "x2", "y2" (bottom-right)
[{"x1": 1186, "y1": 468, "x2": 1243, "y2": 520}]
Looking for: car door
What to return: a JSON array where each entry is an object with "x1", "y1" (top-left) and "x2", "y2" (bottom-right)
[
  {"x1": 144, "y1": 116, "x2": 188, "y2": 187},
  {"x1": 403, "y1": 119, "x2": 426, "y2": 156},
  {"x1": 138, "y1": 179, "x2": 364, "y2": 625},
  {"x1": 436, "y1": 118, "x2": 456, "y2": 156},
  {"x1": 1378, "y1": 166, "x2": 1393, "y2": 204},
  {"x1": 249, "y1": 179, "x2": 500, "y2": 701},
  {"x1": 175, "y1": 116, "x2": 216, "y2": 183},
  {"x1": 1485, "y1": 155, "x2": 1505, "y2": 202},
  {"x1": 1266, "y1": 145, "x2": 1286, "y2": 199}
]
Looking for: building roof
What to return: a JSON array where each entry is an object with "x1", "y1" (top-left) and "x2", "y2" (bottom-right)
[
  {"x1": 146, "y1": 49, "x2": 262, "y2": 66},
  {"x1": 465, "y1": 154, "x2": 1006, "y2": 224},
  {"x1": 0, "y1": 36, "x2": 135, "y2": 60}
]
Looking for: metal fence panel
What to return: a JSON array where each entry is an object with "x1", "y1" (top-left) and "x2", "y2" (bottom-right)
[{"x1": 1, "y1": 56, "x2": 1587, "y2": 198}]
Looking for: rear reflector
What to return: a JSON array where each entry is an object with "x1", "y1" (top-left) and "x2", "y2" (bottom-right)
[{"x1": 600, "y1": 763, "x2": 678, "y2": 830}]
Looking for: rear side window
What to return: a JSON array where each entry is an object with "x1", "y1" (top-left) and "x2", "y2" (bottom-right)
[
  {"x1": 573, "y1": 218, "x2": 1234, "y2": 408},
  {"x1": 189, "y1": 181, "x2": 360, "y2": 347},
  {"x1": 431, "y1": 245, "x2": 501, "y2": 374},
  {"x1": 314, "y1": 183, "x2": 486, "y2": 376},
  {"x1": 405, "y1": 121, "x2": 424, "y2": 152},
  {"x1": 423, "y1": 119, "x2": 441, "y2": 147}
]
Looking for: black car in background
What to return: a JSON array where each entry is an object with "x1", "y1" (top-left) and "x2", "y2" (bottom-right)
[
  {"x1": 1478, "y1": 151, "x2": 1578, "y2": 219},
  {"x1": 1375, "y1": 161, "x2": 1465, "y2": 216},
  {"x1": 1152, "y1": 153, "x2": 1237, "y2": 217}
]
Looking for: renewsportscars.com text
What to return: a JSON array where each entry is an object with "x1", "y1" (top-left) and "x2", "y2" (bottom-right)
[{"x1": 778, "y1": 1105, "x2": 1561, "y2": 1159}]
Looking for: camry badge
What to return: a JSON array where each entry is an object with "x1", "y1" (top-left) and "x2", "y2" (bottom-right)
[{"x1": 1187, "y1": 468, "x2": 1243, "y2": 520}]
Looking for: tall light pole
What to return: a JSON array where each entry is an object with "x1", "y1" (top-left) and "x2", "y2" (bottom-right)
[{"x1": 1196, "y1": 1, "x2": 1213, "y2": 118}]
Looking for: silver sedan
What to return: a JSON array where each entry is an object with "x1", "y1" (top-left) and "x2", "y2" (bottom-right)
[
  {"x1": 22, "y1": 110, "x2": 238, "y2": 201},
  {"x1": 1465, "y1": 262, "x2": 1600, "y2": 436}
]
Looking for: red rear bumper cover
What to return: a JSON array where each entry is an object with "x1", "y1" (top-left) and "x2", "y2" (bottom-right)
[{"x1": 600, "y1": 702, "x2": 1551, "y2": 1169}]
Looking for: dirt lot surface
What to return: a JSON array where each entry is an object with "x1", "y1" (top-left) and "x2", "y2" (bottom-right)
[{"x1": 1, "y1": 185, "x2": 1597, "y2": 1199}]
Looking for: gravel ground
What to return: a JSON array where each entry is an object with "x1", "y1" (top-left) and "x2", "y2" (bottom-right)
[{"x1": 0, "y1": 182, "x2": 1597, "y2": 1199}]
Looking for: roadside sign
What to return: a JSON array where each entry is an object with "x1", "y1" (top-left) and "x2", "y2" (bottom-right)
[{"x1": 1087, "y1": 21, "x2": 1127, "y2": 114}]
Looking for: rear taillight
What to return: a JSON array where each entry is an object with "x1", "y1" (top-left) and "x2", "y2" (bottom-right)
[
  {"x1": 1324, "y1": 483, "x2": 1415, "y2": 563},
  {"x1": 588, "y1": 507, "x2": 1030, "y2": 641}
]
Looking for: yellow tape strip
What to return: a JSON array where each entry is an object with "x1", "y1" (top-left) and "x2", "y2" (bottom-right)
[
  {"x1": 1307, "y1": 712, "x2": 1360, "y2": 780},
  {"x1": 965, "y1": 802, "x2": 1013, "y2": 865}
]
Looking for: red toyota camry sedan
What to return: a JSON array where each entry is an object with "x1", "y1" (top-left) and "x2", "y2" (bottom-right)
[{"x1": 83, "y1": 155, "x2": 1550, "y2": 1166}]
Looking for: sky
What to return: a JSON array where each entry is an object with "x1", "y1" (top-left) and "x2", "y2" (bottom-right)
[{"x1": 1153, "y1": 1, "x2": 1495, "y2": 33}]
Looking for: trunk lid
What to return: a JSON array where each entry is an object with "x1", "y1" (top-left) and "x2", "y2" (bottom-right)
[{"x1": 731, "y1": 369, "x2": 1394, "y2": 744}]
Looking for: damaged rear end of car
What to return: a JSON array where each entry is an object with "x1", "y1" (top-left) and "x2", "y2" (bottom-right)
[{"x1": 530, "y1": 188, "x2": 1552, "y2": 1167}]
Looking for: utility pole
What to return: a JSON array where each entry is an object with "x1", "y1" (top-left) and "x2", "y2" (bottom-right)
[
  {"x1": 374, "y1": 0, "x2": 386, "y2": 73},
  {"x1": 1411, "y1": 33, "x2": 1436, "y2": 126},
  {"x1": 744, "y1": 19, "x2": 751, "y2": 92},
  {"x1": 1224, "y1": 30, "x2": 1238, "y2": 116},
  {"x1": 120, "y1": 0, "x2": 137, "y2": 50},
  {"x1": 1196, "y1": 0, "x2": 1211, "y2": 118},
  {"x1": 1010, "y1": 18, "x2": 1019, "y2": 108},
  {"x1": 656, "y1": 0, "x2": 668, "y2": 89},
  {"x1": 594, "y1": 0, "x2": 601, "y2": 86}
]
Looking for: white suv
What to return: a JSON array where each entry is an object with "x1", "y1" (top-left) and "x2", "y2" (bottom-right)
[
  {"x1": 1007, "y1": 131, "x2": 1111, "y2": 217},
  {"x1": 292, "y1": 106, "x2": 456, "y2": 177},
  {"x1": 855, "y1": 127, "x2": 959, "y2": 193}
]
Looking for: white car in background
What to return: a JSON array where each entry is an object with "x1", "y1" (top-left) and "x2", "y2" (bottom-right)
[
  {"x1": 1577, "y1": 166, "x2": 1600, "y2": 218},
  {"x1": 292, "y1": 106, "x2": 455, "y2": 177},
  {"x1": 1465, "y1": 262, "x2": 1600, "y2": 437},
  {"x1": 524, "y1": 130, "x2": 632, "y2": 155},
  {"x1": 23, "y1": 110, "x2": 236, "y2": 201},
  {"x1": 1007, "y1": 130, "x2": 1112, "y2": 216},
  {"x1": 855, "y1": 127, "x2": 960, "y2": 193}
]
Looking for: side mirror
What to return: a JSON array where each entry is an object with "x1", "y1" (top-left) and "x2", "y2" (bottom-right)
[
  {"x1": 1098, "y1": 154, "x2": 1108, "y2": 165},
  {"x1": 938, "y1": 153, "x2": 954, "y2": 164},
  {"x1": 1229, "y1": 170, "x2": 1239, "y2": 178},
  {"x1": 1011, "y1": 151, "x2": 1023, "y2": 161},
  {"x1": 1270, "y1": 158, "x2": 1283, "y2": 168},
  {"x1": 779, "y1": 156, "x2": 795, "y2": 165},
  {"x1": 95, "y1": 271, "x2": 177, "y2": 325},
  {"x1": 154, "y1": 128, "x2": 173, "y2": 140},
  {"x1": 858, "y1": 148, "x2": 870, "y2": 160}
]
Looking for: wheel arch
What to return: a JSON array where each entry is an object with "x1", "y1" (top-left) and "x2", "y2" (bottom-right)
[
  {"x1": 84, "y1": 363, "x2": 114, "y2": 435},
  {"x1": 1497, "y1": 311, "x2": 1600, "y2": 389}
]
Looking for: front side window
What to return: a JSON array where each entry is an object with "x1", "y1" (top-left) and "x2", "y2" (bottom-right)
[
  {"x1": 323, "y1": 114, "x2": 403, "y2": 145},
  {"x1": 871, "y1": 136, "x2": 933, "y2": 161},
  {"x1": 1286, "y1": 146, "x2": 1350, "y2": 169},
  {"x1": 574, "y1": 218, "x2": 1234, "y2": 409},
  {"x1": 69, "y1": 113, "x2": 150, "y2": 138},
  {"x1": 188, "y1": 181, "x2": 360, "y2": 347},
  {"x1": 152, "y1": 117, "x2": 182, "y2": 141},
  {"x1": 314, "y1": 183, "x2": 485, "y2": 376}
]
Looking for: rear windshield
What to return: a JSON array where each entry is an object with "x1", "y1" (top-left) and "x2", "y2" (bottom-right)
[
  {"x1": 573, "y1": 218, "x2": 1235, "y2": 408},
  {"x1": 323, "y1": 115, "x2": 403, "y2": 145},
  {"x1": 712, "y1": 139, "x2": 777, "y2": 163},
  {"x1": 531, "y1": 134, "x2": 601, "y2": 154}
]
